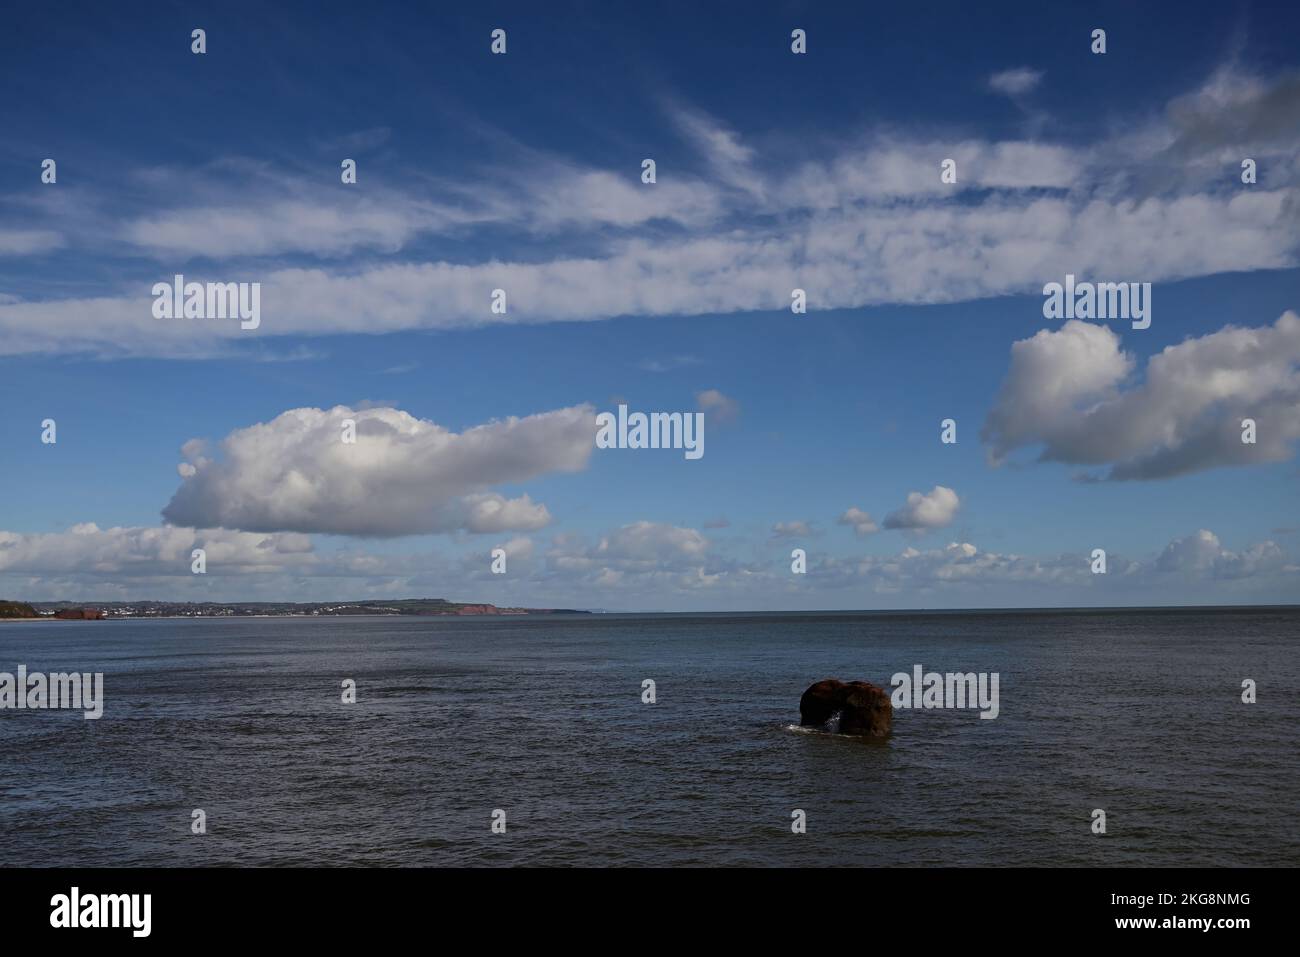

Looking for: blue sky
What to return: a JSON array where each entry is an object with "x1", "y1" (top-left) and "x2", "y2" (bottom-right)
[{"x1": 1, "y1": 0, "x2": 1298, "y2": 609}]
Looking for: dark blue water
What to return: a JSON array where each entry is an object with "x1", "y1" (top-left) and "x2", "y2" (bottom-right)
[{"x1": 1, "y1": 608, "x2": 1296, "y2": 866}]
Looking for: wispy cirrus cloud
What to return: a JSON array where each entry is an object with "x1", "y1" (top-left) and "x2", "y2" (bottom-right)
[
  {"x1": 639, "y1": 354, "x2": 702, "y2": 372},
  {"x1": 0, "y1": 228, "x2": 63, "y2": 255},
  {"x1": 988, "y1": 67, "x2": 1043, "y2": 97},
  {"x1": 2, "y1": 66, "x2": 1297, "y2": 359}
]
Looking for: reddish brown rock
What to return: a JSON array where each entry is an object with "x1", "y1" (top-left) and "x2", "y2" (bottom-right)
[
  {"x1": 799, "y1": 678, "x2": 893, "y2": 737},
  {"x1": 53, "y1": 608, "x2": 104, "y2": 620}
]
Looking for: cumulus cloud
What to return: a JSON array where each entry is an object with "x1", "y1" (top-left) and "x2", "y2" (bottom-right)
[
  {"x1": 821, "y1": 540, "x2": 1091, "y2": 591},
  {"x1": 535, "y1": 523, "x2": 1294, "y2": 605},
  {"x1": 594, "y1": 521, "x2": 710, "y2": 562},
  {"x1": 0, "y1": 523, "x2": 316, "y2": 577},
  {"x1": 988, "y1": 67, "x2": 1043, "y2": 97},
  {"x1": 883, "y1": 486, "x2": 961, "y2": 530},
  {"x1": 0, "y1": 522, "x2": 452, "y2": 603},
  {"x1": 837, "y1": 507, "x2": 880, "y2": 537},
  {"x1": 494, "y1": 536, "x2": 535, "y2": 560},
  {"x1": 161, "y1": 404, "x2": 598, "y2": 536},
  {"x1": 1154, "y1": 529, "x2": 1286, "y2": 579},
  {"x1": 771, "y1": 521, "x2": 813, "y2": 539},
  {"x1": 982, "y1": 312, "x2": 1300, "y2": 479},
  {"x1": 542, "y1": 521, "x2": 717, "y2": 593},
  {"x1": 1, "y1": 522, "x2": 1292, "y2": 608},
  {"x1": 811, "y1": 530, "x2": 1295, "y2": 597}
]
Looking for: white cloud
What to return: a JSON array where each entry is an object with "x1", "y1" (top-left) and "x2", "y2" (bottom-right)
[
  {"x1": 884, "y1": 486, "x2": 961, "y2": 530},
  {"x1": 988, "y1": 67, "x2": 1043, "y2": 97},
  {"x1": 1155, "y1": 529, "x2": 1286, "y2": 579},
  {"x1": 3, "y1": 189, "x2": 1291, "y2": 360},
  {"x1": 494, "y1": 536, "x2": 535, "y2": 560},
  {"x1": 983, "y1": 312, "x2": 1300, "y2": 479},
  {"x1": 696, "y1": 388, "x2": 740, "y2": 423},
  {"x1": 594, "y1": 521, "x2": 710, "y2": 562},
  {"x1": 669, "y1": 106, "x2": 766, "y2": 199},
  {"x1": 0, "y1": 523, "x2": 316, "y2": 577},
  {"x1": 639, "y1": 355, "x2": 702, "y2": 372},
  {"x1": 524, "y1": 167, "x2": 723, "y2": 230},
  {"x1": 771, "y1": 521, "x2": 813, "y2": 539},
  {"x1": 161, "y1": 404, "x2": 598, "y2": 536},
  {"x1": 778, "y1": 138, "x2": 1082, "y2": 204},
  {"x1": 0, "y1": 523, "x2": 1292, "y2": 608},
  {"x1": 112, "y1": 148, "x2": 723, "y2": 264},
  {"x1": 4, "y1": 66, "x2": 1297, "y2": 358},
  {"x1": 120, "y1": 199, "x2": 444, "y2": 259},
  {"x1": 541, "y1": 522, "x2": 713, "y2": 590},
  {"x1": 0, "y1": 523, "x2": 450, "y2": 604},
  {"x1": 837, "y1": 507, "x2": 879, "y2": 537},
  {"x1": 0, "y1": 229, "x2": 63, "y2": 255}
]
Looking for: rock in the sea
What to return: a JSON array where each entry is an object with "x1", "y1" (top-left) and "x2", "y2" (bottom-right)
[{"x1": 799, "y1": 679, "x2": 892, "y2": 737}]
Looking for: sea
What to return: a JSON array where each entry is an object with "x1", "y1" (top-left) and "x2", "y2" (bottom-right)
[{"x1": 1, "y1": 607, "x2": 1296, "y2": 867}]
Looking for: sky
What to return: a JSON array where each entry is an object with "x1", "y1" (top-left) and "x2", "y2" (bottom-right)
[{"x1": 1, "y1": 0, "x2": 1298, "y2": 610}]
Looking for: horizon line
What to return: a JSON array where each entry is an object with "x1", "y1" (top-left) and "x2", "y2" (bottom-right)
[{"x1": 8, "y1": 599, "x2": 1300, "y2": 616}]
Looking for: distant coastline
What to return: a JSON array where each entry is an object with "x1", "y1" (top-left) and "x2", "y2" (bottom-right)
[
  {"x1": 0, "y1": 599, "x2": 590, "y2": 620},
  {"x1": 4, "y1": 600, "x2": 1296, "y2": 622}
]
